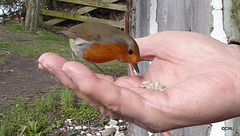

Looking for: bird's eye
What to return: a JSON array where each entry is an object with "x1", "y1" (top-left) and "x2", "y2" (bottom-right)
[{"x1": 128, "y1": 49, "x2": 133, "y2": 55}]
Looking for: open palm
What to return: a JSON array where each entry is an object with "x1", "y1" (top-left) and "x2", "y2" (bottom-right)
[{"x1": 38, "y1": 32, "x2": 240, "y2": 132}]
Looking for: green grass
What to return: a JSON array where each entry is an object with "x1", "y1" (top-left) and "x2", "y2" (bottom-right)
[
  {"x1": 59, "y1": 89, "x2": 103, "y2": 125},
  {"x1": 0, "y1": 89, "x2": 104, "y2": 136},
  {"x1": 0, "y1": 22, "x2": 128, "y2": 135},
  {"x1": 0, "y1": 22, "x2": 71, "y2": 59},
  {"x1": 0, "y1": 50, "x2": 10, "y2": 66},
  {"x1": 0, "y1": 90, "x2": 59, "y2": 135},
  {"x1": 6, "y1": 23, "x2": 27, "y2": 34}
]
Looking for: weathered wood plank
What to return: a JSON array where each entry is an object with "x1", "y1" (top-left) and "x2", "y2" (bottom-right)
[
  {"x1": 45, "y1": 18, "x2": 65, "y2": 26},
  {"x1": 41, "y1": 9, "x2": 124, "y2": 28},
  {"x1": 232, "y1": 117, "x2": 240, "y2": 136},
  {"x1": 56, "y1": 0, "x2": 127, "y2": 11},
  {"x1": 223, "y1": 0, "x2": 240, "y2": 44},
  {"x1": 129, "y1": 2, "x2": 151, "y2": 136},
  {"x1": 168, "y1": 125, "x2": 211, "y2": 136},
  {"x1": 134, "y1": 0, "x2": 150, "y2": 38},
  {"x1": 156, "y1": 0, "x2": 211, "y2": 34},
  {"x1": 44, "y1": 0, "x2": 119, "y2": 26},
  {"x1": 128, "y1": 124, "x2": 150, "y2": 136},
  {"x1": 74, "y1": 0, "x2": 119, "y2": 14}
]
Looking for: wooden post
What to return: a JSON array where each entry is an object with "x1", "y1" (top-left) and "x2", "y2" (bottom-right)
[
  {"x1": 25, "y1": 0, "x2": 40, "y2": 32},
  {"x1": 223, "y1": 0, "x2": 240, "y2": 44}
]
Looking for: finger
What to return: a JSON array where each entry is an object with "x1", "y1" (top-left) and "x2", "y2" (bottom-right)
[
  {"x1": 38, "y1": 52, "x2": 66, "y2": 74},
  {"x1": 114, "y1": 76, "x2": 144, "y2": 88},
  {"x1": 95, "y1": 74, "x2": 115, "y2": 82},
  {"x1": 38, "y1": 53, "x2": 78, "y2": 91},
  {"x1": 136, "y1": 31, "x2": 217, "y2": 62},
  {"x1": 63, "y1": 62, "x2": 152, "y2": 119},
  {"x1": 62, "y1": 61, "x2": 116, "y2": 101},
  {"x1": 136, "y1": 32, "x2": 187, "y2": 59},
  {"x1": 61, "y1": 61, "x2": 109, "y2": 108},
  {"x1": 38, "y1": 53, "x2": 103, "y2": 106}
]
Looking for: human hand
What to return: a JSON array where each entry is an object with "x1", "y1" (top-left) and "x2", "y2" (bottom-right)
[{"x1": 38, "y1": 31, "x2": 240, "y2": 132}]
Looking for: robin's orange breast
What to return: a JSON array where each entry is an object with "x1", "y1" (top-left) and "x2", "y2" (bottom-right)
[{"x1": 82, "y1": 42, "x2": 128, "y2": 63}]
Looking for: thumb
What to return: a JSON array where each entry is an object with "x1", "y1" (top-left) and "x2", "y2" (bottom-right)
[{"x1": 135, "y1": 31, "x2": 215, "y2": 62}]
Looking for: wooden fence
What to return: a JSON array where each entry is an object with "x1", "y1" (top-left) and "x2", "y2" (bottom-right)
[{"x1": 40, "y1": 0, "x2": 127, "y2": 28}]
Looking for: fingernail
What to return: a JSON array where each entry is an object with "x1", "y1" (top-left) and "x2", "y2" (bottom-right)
[
  {"x1": 63, "y1": 67, "x2": 73, "y2": 80},
  {"x1": 38, "y1": 62, "x2": 54, "y2": 75}
]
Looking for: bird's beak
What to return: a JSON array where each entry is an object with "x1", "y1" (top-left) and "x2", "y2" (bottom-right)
[{"x1": 132, "y1": 63, "x2": 140, "y2": 74}]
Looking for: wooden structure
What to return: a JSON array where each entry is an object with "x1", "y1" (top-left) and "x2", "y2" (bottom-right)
[{"x1": 40, "y1": 0, "x2": 126, "y2": 28}]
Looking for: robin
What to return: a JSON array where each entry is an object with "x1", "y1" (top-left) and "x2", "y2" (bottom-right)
[{"x1": 68, "y1": 22, "x2": 140, "y2": 75}]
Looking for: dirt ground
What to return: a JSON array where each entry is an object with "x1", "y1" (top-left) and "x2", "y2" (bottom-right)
[{"x1": 0, "y1": 25, "x2": 60, "y2": 109}]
